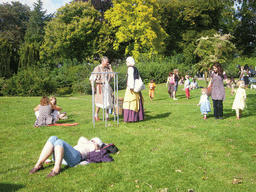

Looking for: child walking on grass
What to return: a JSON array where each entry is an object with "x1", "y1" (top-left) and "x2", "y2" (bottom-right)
[
  {"x1": 197, "y1": 88, "x2": 211, "y2": 120},
  {"x1": 148, "y1": 79, "x2": 156, "y2": 101},
  {"x1": 184, "y1": 75, "x2": 190, "y2": 99},
  {"x1": 232, "y1": 80, "x2": 246, "y2": 120}
]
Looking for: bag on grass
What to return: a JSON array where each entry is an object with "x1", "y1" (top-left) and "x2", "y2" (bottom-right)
[{"x1": 102, "y1": 143, "x2": 119, "y2": 154}]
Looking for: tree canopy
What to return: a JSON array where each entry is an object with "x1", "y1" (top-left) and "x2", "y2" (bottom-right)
[
  {"x1": 104, "y1": 0, "x2": 168, "y2": 59},
  {"x1": 40, "y1": 1, "x2": 102, "y2": 64}
]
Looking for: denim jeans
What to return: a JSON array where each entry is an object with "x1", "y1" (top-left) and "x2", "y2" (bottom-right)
[{"x1": 48, "y1": 136, "x2": 81, "y2": 167}]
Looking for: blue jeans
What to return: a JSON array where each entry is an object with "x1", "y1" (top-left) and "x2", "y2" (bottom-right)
[{"x1": 48, "y1": 136, "x2": 81, "y2": 167}]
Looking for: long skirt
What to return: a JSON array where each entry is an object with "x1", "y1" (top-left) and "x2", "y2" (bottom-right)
[{"x1": 123, "y1": 88, "x2": 145, "y2": 122}]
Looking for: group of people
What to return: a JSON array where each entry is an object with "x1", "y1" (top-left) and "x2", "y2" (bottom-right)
[
  {"x1": 34, "y1": 96, "x2": 68, "y2": 127},
  {"x1": 30, "y1": 58, "x2": 249, "y2": 178},
  {"x1": 165, "y1": 63, "x2": 247, "y2": 120},
  {"x1": 90, "y1": 56, "x2": 145, "y2": 123}
]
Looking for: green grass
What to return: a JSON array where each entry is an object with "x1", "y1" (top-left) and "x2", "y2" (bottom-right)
[{"x1": 1, "y1": 80, "x2": 256, "y2": 191}]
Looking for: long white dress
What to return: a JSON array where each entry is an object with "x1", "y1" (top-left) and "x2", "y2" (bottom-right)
[{"x1": 232, "y1": 88, "x2": 246, "y2": 110}]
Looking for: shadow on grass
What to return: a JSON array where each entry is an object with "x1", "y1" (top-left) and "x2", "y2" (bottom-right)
[
  {"x1": 0, "y1": 183, "x2": 25, "y2": 191},
  {"x1": 242, "y1": 93, "x2": 256, "y2": 117},
  {"x1": 145, "y1": 112, "x2": 171, "y2": 121}
]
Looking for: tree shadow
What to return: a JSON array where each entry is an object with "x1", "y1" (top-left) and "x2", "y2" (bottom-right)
[
  {"x1": 223, "y1": 108, "x2": 235, "y2": 118},
  {"x1": 145, "y1": 112, "x2": 171, "y2": 121},
  {"x1": 244, "y1": 94, "x2": 256, "y2": 117},
  {"x1": 0, "y1": 183, "x2": 25, "y2": 192}
]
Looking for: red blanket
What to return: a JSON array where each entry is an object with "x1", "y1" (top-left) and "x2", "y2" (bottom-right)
[{"x1": 47, "y1": 123, "x2": 79, "y2": 126}]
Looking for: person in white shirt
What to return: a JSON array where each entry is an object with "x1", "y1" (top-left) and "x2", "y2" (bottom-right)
[{"x1": 29, "y1": 136, "x2": 103, "y2": 177}]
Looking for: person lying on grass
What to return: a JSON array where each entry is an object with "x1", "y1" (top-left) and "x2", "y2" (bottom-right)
[{"x1": 29, "y1": 136, "x2": 103, "y2": 177}]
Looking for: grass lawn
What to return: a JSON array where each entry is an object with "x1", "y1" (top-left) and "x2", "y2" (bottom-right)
[{"x1": 0, "y1": 80, "x2": 256, "y2": 191}]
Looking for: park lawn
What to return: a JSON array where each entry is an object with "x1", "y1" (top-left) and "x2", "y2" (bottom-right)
[{"x1": 0, "y1": 80, "x2": 255, "y2": 192}]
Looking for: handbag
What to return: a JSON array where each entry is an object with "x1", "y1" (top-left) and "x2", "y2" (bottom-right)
[
  {"x1": 206, "y1": 84, "x2": 212, "y2": 96},
  {"x1": 134, "y1": 77, "x2": 145, "y2": 92}
]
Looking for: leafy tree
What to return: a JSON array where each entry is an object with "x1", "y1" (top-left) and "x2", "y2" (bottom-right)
[
  {"x1": 19, "y1": 0, "x2": 53, "y2": 68},
  {"x1": 194, "y1": 33, "x2": 236, "y2": 83},
  {"x1": 40, "y1": 1, "x2": 102, "y2": 65},
  {"x1": 0, "y1": 1, "x2": 30, "y2": 77},
  {"x1": 233, "y1": 0, "x2": 256, "y2": 57},
  {"x1": 104, "y1": 0, "x2": 168, "y2": 59}
]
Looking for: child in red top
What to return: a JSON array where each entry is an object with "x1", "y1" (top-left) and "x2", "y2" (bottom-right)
[{"x1": 148, "y1": 79, "x2": 156, "y2": 101}]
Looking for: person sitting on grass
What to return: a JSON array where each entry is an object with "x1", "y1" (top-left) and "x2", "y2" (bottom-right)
[
  {"x1": 190, "y1": 78, "x2": 198, "y2": 89},
  {"x1": 49, "y1": 96, "x2": 68, "y2": 120},
  {"x1": 29, "y1": 136, "x2": 103, "y2": 177},
  {"x1": 34, "y1": 96, "x2": 58, "y2": 127}
]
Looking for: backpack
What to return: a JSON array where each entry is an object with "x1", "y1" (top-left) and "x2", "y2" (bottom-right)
[{"x1": 102, "y1": 143, "x2": 119, "y2": 154}]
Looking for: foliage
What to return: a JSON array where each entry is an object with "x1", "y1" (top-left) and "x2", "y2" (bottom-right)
[
  {"x1": 2, "y1": 67, "x2": 56, "y2": 96},
  {"x1": 19, "y1": 0, "x2": 53, "y2": 69},
  {"x1": 233, "y1": 0, "x2": 256, "y2": 57},
  {"x1": 104, "y1": 0, "x2": 168, "y2": 59},
  {"x1": 0, "y1": 1, "x2": 31, "y2": 77},
  {"x1": 194, "y1": 33, "x2": 236, "y2": 81},
  {"x1": 0, "y1": 38, "x2": 19, "y2": 78},
  {"x1": 40, "y1": 1, "x2": 102, "y2": 65},
  {"x1": 1, "y1": 83, "x2": 256, "y2": 191}
]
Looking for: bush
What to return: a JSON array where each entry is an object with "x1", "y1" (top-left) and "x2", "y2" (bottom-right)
[{"x1": 2, "y1": 67, "x2": 57, "y2": 96}]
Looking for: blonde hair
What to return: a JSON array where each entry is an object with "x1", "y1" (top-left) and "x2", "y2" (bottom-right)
[
  {"x1": 50, "y1": 96, "x2": 57, "y2": 105},
  {"x1": 40, "y1": 96, "x2": 50, "y2": 106},
  {"x1": 236, "y1": 80, "x2": 244, "y2": 87},
  {"x1": 201, "y1": 88, "x2": 207, "y2": 93},
  {"x1": 185, "y1": 75, "x2": 189, "y2": 79},
  {"x1": 174, "y1": 69, "x2": 179, "y2": 73}
]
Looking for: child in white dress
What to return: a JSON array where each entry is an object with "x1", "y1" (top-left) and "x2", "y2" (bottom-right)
[
  {"x1": 232, "y1": 80, "x2": 246, "y2": 120},
  {"x1": 197, "y1": 88, "x2": 211, "y2": 119}
]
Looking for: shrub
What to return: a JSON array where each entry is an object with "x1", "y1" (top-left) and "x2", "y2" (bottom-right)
[{"x1": 2, "y1": 67, "x2": 57, "y2": 96}]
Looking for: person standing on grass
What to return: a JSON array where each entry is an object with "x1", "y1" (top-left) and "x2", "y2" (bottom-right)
[
  {"x1": 123, "y1": 56, "x2": 145, "y2": 122},
  {"x1": 90, "y1": 56, "x2": 114, "y2": 121},
  {"x1": 184, "y1": 75, "x2": 190, "y2": 99},
  {"x1": 166, "y1": 72, "x2": 174, "y2": 98},
  {"x1": 232, "y1": 80, "x2": 246, "y2": 120},
  {"x1": 197, "y1": 88, "x2": 211, "y2": 120},
  {"x1": 208, "y1": 62, "x2": 226, "y2": 120},
  {"x1": 148, "y1": 79, "x2": 156, "y2": 101},
  {"x1": 172, "y1": 69, "x2": 179, "y2": 100}
]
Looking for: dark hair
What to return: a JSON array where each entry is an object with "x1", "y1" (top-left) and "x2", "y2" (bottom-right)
[
  {"x1": 213, "y1": 63, "x2": 223, "y2": 76},
  {"x1": 168, "y1": 72, "x2": 173, "y2": 76}
]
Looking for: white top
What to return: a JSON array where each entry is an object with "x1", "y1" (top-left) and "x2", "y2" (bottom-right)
[
  {"x1": 73, "y1": 137, "x2": 97, "y2": 160},
  {"x1": 184, "y1": 79, "x2": 190, "y2": 89},
  {"x1": 199, "y1": 94, "x2": 208, "y2": 104},
  {"x1": 127, "y1": 67, "x2": 135, "y2": 89}
]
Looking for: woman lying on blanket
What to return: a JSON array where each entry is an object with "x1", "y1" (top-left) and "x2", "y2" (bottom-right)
[{"x1": 29, "y1": 136, "x2": 103, "y2": 177}]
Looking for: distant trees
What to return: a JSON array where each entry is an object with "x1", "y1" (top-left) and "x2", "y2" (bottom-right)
[
  {"x1": 19, "y1": 0, "x2": 53, "y2": 69},
  {"x1": 233, "y1": 0, "x2": 256, "y2": 57},
  {"x1": 105, "y1": 0, "x2": 168, "y2": 59},
  {"x1": 40, "y1": 1, "x2": 102, "y2": 65},
  {"x1": 0, "y1": 2, "x2": 30, "y2": 77},
  {"x1": 194, "y1": 33, "x2": 236, "y2": 82}
]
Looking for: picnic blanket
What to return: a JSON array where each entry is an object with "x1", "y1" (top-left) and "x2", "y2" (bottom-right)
[{"x1": 47, "y1": 123, "x2": 79, "y2": 126}]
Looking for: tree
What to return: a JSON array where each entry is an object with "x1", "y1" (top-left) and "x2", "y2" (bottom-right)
[
  {"x1": 0, "y1": 2, "x2": 30, "y2": 77},
  {"x1": 233, "y1": 0, "x2": 256, "y2": 57},
  {"x1": 194, "y1": 33, "x2": 236, "y2": 83},
  {"x1": 40, "y1": 1, "x2": 102, "y2": 65},
  {"x1": 19, "y1": 0, "x2": 53, "y2": 68},
  {"x1": 104, "y1": 0, "x2": 168, "y2": 59}
]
